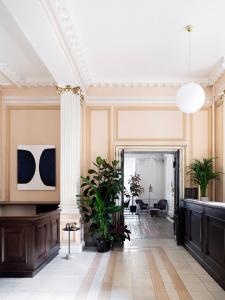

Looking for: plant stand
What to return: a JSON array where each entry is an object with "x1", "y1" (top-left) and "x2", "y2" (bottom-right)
[{"x1": 63, "y1": 225, "x2": 80, "y2": 260}]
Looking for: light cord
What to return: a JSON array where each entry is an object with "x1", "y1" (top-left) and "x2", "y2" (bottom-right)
[{"x1": 188, "y1": 30, "x2": 191, "y2": 78}]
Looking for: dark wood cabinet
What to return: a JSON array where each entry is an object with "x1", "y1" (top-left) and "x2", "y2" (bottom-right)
[
  {"x1": 181, "y1": 200, "x2": 225, "y2": 290},
  {"x1": 0, "y1": 210, "x2": 60, "y2": 277}
]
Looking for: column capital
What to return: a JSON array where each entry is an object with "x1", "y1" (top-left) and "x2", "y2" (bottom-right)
[{"x1": 56, "y1": 85, "x2": 84, "y2": 101}]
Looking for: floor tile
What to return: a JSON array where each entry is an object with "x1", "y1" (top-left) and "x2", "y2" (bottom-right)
[{"x1": 0, "y1": 216, "x2": 223, "y2": 300}]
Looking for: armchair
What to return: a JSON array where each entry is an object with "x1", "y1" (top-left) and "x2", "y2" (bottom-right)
[
  {"x1": 135, "y1": 199, "x2": 149, "y2": 214},
  {"x1": 154, "y1": 199, "x2": 168, "y2": 213}
]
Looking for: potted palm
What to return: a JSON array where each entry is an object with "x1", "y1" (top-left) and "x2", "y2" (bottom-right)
[
  {"x1": 187, "y1": 158, "x2": 220, "y2": 201},
  {"x1": 128, "y1": 173, "x2": 144, "y2": 212}
]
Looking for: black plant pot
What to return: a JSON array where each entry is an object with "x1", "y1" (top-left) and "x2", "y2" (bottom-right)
[
  {"x1": 96, "y1": 239, "x2": 112, "y2": 252},
  {"x1": 130, "y1": 205, "x2": 137, "y2": 213}
]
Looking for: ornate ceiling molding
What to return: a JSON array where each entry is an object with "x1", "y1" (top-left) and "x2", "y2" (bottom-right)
[
  {"x1": 40, "y1": 0, "x2": 92, "y2": 88},
  {"x1": 0, "y1": 78, "x2": 10, "y2": 86},
  {"x1": 0, "y1": 61, "x2": 55, "y2": 87},
  {"x1": 23, "y1": 79, "x2": 55, "y2": 87},
  {"x1": 89, "y1": 80, "x2": 210, "y2": 89},
  {"x1": 208, "y1": 57, "x2": 225, "y2": 85},
  {"x1": 0, "y1": 62, "x2": 24, "y2": 87}
]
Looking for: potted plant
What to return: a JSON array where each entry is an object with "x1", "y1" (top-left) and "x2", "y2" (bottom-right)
[
  {"x1": 187, "y1": 158, "x2": 220, "y2": 201},
  {"x1": 78, "y1": 156, "x2": 130, "y2": 251},
  {"x1": 128, "y1": 173, "x2": 144, "y2": 212},
  {"x1": 112, "y1": 224, "x2": 131, "y2": 246}
]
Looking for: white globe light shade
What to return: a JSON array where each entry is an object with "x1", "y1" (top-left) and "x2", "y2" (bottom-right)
[{"x1": 176, "y1": 82, "x2": 205, "y2": 113}]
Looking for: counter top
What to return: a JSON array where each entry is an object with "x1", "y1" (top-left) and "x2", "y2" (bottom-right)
[
  {"x1": 183, "y1": 198, "x2": 225, "y2": 209},
  {"x1": 0, "y1": 201, "x2": 60, "y2": 205},
  {"x1": 0, "y1": 209, "x2": 60, "y2": 220}
]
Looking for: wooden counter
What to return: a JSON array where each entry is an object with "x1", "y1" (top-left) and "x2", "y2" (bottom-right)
[
  {"x1": 0, "y1": 208, "x2": 60, "y2": 277},
  {"x1": 180, "y1": 199, "x2": 225, "y2": 289}
]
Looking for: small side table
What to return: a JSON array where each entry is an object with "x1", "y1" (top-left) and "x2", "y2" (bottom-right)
[
  {"x1": 149, "y1": 208, "x2": 160, "y2": 217},
  {"x1": 63, "y1": 225, "x2": 80, "y2": 260}
]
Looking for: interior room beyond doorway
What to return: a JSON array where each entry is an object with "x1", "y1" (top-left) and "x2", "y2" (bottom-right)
[{"x1": 124, "y1": 151, "x2": 175, "y2": 219}]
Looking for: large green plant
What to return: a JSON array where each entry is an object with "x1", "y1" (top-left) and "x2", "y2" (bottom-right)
[
  {"x1": 187, "y1": 158, "x2": 220, "y2": 197},
  {"x1": 78, "y1": 156, "x2": 129, "y2": 242},
  {"x1": 80, "y1": 177, "x2": 121, "y2": 240},
  {"x1": 128, "y1": 173, "x2": 144, "y2": 205},
  {"x1": 82, "y1": 156, "x2": 123, "y2": 205}
]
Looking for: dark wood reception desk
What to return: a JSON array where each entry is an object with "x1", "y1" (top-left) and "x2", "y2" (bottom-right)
[
  {"x1": 0, "y1": 203, "x2": 60, "y2": 277},
  {"x1": 181, "y1": 199, "x2": 225, "y2": 289}
]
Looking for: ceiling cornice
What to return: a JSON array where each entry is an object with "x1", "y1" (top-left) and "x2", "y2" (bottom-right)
[
  {"x1": 22, "y1": 79, "x2": 55, "y2": 87},
  {"x1": 208, "y1": 57, "x2": 225, "y2": 85},
  {"x1": 2, "y1": 0, "x2": 225, "y2": 90},
  {"x1": 0, "y1": 61, "x2": 56, "y2": 87},
  {"x1": 89, "y1": 80, "x2": 211, "y2": 89},
  {"x1": 39, "y1": 0, "x2": 92, "y2": 89},
  {"x1": 0, "y1": 62, "x2": 23, "y2": 87},
  {"x1": 0, "y1": 80, "x2": 10, "y2": 86}
]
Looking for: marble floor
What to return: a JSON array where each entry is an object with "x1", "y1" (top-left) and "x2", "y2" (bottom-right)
[{"x1": 0, "y1": 217, "x2": 224, "y2": 300}]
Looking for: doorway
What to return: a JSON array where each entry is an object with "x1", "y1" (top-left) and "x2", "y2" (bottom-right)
[{"x1": 116, "y1": 146, "x2": 184, "y2": 245}]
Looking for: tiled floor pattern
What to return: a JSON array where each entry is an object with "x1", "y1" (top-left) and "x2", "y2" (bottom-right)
[
  {"x1": 125, "y1": 214, "x2": 174, "y2": 239},
  {"x1": 0, "y1": 218, "x2": 224, "y2": 300},
  {"x1": 1, "y1": 243, "x2": 224, "y2": 300}
]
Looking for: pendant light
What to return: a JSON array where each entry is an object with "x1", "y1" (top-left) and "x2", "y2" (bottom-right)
[{"x1": 176, "y1": 25, "x2": 205, "y2": 113}]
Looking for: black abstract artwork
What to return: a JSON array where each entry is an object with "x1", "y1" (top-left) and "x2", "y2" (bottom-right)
[{"x1": 17, "y1": 145, "x2": 56, "y2": 191}]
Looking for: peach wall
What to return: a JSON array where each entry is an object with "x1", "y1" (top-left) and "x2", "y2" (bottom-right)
[
  {"x1": 7, "y1": 106, "x2": 60, "y2": 202},
  {"x1": 116, "y1": 108, "x2": 184, "y2": 141},
  {"x1": 0, "y1": 85, "x2": 214, "y2": 203},
  {"x1": 87, "y1": 86, "x2": 212, "y2": 99},
  {"x1": 214, "y1": 72, "x2": 225, "y2": 202},
  {"x1": 215, "y1": 103, "x2": 223, "y2": 200},
  {"x1": 0, "y1": 87, "x2": 60, "y2": 203},
  {"x1": 88, "y1": 108, "x2": 110, "y2": 166},
  {"x1": 191, "y1": 109, "x2": 211, "y2": 160},
  {"x1": 0, "y1": 91, "x2": 2, "y2": 201},
  {"x1": 85, "y1": 104, "x2": 212, "y2": 186},
  {"x1": 0, "y1": 86, "x2": 58, "y2": 97}
]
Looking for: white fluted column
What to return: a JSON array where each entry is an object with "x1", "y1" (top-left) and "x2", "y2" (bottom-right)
[{"x1": 58, "y1": 86, "x2": 83, "y2": 251}]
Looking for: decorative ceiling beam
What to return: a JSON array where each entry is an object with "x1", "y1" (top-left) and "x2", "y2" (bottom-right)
[
  {"x1": 2, "y1": 0, "x2": 85, "y2": 88},
  {"x1": 40, "y1": 0, "x2": 92, "y2": 87}
]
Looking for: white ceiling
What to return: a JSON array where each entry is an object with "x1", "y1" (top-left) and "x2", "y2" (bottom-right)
[
  {"x1": 0, "y1": 1, "x2": 55, "y2": 87},
  {"x1": 67, "y1": 0, "x2": 225, "y2": 85},
  {"x1": 1, "y1": 0, "x2": 225, "y2": 88}
]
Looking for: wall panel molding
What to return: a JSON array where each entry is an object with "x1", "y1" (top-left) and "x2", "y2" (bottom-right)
[
  {"x1": 114, "y1": 106, "x2": 186, "y2": 142},
  {"x1": 86, "y1": 107, "x2": 111, "y2": 169}
]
